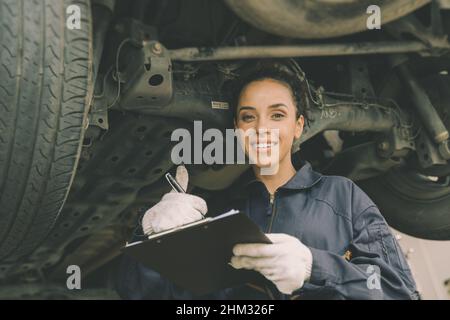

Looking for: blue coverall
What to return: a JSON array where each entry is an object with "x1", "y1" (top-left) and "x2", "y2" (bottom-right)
[{"x1": 115, "y1": 160, "x2": 419, "y2": 300}]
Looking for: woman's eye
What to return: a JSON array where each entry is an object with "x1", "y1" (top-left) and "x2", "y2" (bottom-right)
[
  {"x1": 272, "y1": 113, "x2": 285, "y2": 119},
  {"x1": 240, "y1": 114, "x2": 255, "y2": 122}
]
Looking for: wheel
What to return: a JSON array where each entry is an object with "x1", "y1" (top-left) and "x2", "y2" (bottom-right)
[
  {"x1": 359, "y1": 168, "x2": 450, "y2": 240},
  {"x1": 0, "y1": 0, "x2": 92, "y2": 261},
  {"x1": 358, "y1": 67, "x2": 450, "y2": 240},
  {"x1": 225, "y1": 0, "x2": 430, "y2": 39}
]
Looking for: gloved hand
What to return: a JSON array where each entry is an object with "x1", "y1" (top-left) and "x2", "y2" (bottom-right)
[
  {"x1": 141, "y1": 165, "x2": 207, "y2": 235},
  {"x1": 230, "y1": 233, "x2": 313, "y2": 295}
]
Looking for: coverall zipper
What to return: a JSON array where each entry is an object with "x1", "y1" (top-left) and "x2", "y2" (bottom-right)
[
  {"x1": 265, "y1": 192, "x2": 278, "y2": 300},
  {"x1": 267, "y1": 192, "x2": 277, "y2": 232}
]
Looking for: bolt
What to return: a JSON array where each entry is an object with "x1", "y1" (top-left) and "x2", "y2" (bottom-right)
[
  {"x1": 152, "y1": 42, "x2": 162, "y2": 55},
  {"x1": 378, "y1": 141, "x2": 390, "y2": 151},
  {"x1": 81, "y1": 150, "x2": 91, "y2": 160}
]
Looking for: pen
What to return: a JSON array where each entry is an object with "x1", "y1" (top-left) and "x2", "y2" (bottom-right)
[
  {"x1": 165, "y1": 171, "x2": 206, "y2": 219},
  {"x1": 165, "y1": 172, "x2": 186, "y2": 193}
]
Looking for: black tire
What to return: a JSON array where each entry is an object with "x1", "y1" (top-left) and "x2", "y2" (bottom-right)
[
  {"x1": 358, "y1": 71, "x2": 450, "y2": 240},
  {"x1": 0, "y1": 0, "x2": 92, "y2": 261},
  {"x1": 358, "y1": 169, "x2": 450, "y2": 240}
]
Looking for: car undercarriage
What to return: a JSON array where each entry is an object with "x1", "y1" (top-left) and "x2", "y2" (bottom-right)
[{"x1": 1, "y1": 0, "x2": 450, "y2": 299}]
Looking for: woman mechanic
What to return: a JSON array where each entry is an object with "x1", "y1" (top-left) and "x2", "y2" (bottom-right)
[{"x1": 116, "y1": 60, "x2": 418, "y2": 300}]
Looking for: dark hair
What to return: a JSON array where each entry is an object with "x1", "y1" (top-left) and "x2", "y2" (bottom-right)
[{"x1": 229, "y1": 60, "x2": 309, "y2": 120}]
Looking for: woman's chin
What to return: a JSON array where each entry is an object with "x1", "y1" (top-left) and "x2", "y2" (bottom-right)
[
  {"x1": 245, "y1": 147, "x2": 282, "y2": 171},
  {"x1": 253, "y1": 157, "x2": 279, "y2": 169}
]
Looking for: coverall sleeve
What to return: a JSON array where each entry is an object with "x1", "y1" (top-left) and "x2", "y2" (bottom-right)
[{"x1": 296, "y1": 185, "x2": 419, "y2": 300}]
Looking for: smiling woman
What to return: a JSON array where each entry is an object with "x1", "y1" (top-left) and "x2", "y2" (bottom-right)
[
  {"x1": 116, "y1": 60, "x2": 419, "y2": 300},
  {"x1": 232, "y1": 61, "x2": 306, "y2": 185}
]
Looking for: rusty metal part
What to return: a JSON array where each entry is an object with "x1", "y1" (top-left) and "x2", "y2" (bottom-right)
[
  {"x1": 394, "y1": 60, "x2": 449, "y2": 144},
  {"x1": 169, "y1": 41, "x2": 449, "y2": 62},
  {"x1": 299, "y1": 100, "x2": 400, "y2": 143},
  {"x1": 439, "y1": 140, "x2": 450, "y2": 159},
  {"x1": 322, "y1": 142, "x2": 404, "y2": 181},
  {"x1": 377, "y1": 127, "x2": 416, "y2": 159},
  {"x1": 386, "y1": 15, "x2": 449, "y2": 50},
  {"x1": 120, "y1": 40, "x2": 173, "y2": 109},
  {"x1": 224, "y1": 0, "x2": 430, "y2": 39}
]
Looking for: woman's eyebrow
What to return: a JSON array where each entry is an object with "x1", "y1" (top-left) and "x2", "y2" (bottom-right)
[
  {"x1": 238, "y1": 104, "x2": 288, "y2": 112},
  {"x1": 237, "y1": 106, "x2": 256, "y2": 112},
  {"x1": 268, "y1": 103, "x2": 288, "y2": 109}
]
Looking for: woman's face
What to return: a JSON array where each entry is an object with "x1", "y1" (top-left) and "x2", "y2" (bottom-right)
[{"x1": 234, "y1": 78, "x2": 304, "y2": 171}]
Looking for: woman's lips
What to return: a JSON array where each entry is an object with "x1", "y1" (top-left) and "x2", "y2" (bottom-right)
[{"x1": 250, "y1": 141, "x2": 278, "y2": 152}]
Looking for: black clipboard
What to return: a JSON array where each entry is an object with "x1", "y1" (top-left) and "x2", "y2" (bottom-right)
[{"x1": 121, "y1": 210, "x2": 272, "y2": 295}]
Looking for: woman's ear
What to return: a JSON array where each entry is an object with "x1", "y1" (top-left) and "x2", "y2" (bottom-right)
[{"x1": 294, "y1": 115, "x2": 304, "y2": 140}]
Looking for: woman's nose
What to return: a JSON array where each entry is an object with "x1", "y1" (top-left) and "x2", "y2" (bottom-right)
[
  {"x1": 255, "y1": 117, "x2": 278, "y2": 135},
  {"x1": 255, "y1": 117, "x2": 269, "y2": 132}
]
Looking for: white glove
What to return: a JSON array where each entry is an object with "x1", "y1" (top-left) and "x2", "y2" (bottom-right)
[
  {"x1": 230, "y1": 233, "x2": 313, "y2": 295},
  {"x1": 142, "y1": 165, "x2": 207, "y2": 235}
]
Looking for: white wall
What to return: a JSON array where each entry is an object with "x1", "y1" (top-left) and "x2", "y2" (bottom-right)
[{"x1": 391, "y1": 228, "x2": 450, "y2": 300}]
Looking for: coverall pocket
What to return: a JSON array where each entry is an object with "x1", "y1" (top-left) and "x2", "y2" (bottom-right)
[{"x1": 367, "y1": 222, "x2": 408, "y2": 272}]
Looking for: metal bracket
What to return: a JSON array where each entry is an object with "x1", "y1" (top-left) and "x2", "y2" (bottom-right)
[
  {"x1": 377, "y1": 127, "x2": 415, "y2": 159},
  {"x1": 120, "y1": 40, "x2": 173, "y2": 109},
  {"x1": 348, "y1": 58, "x2": 375, "y2": 99},
  {"x1": 88, "y1": 110, "x2": 109, "y2": 130},
  {"x1": 416, "y1": 130, "x2": 448, "y2": 167}
]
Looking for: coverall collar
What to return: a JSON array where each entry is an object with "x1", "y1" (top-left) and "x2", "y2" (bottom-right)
[{"x1": 240, "y1": 159, "x2": 323, "y2": 191}]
